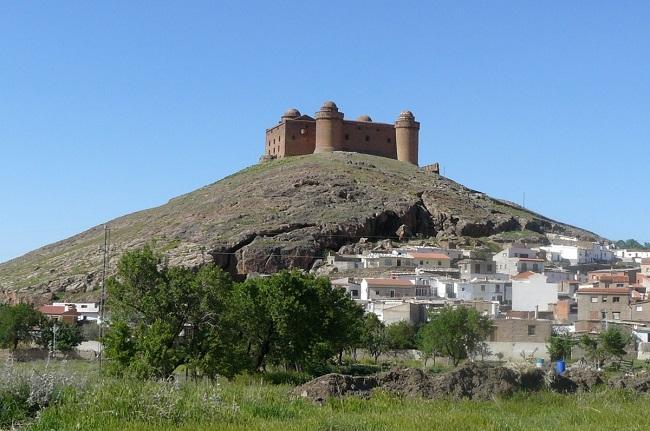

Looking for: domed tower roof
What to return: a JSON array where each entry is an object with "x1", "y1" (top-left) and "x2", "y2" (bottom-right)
[
  {"x1": 356, "y1": 115, "x2": 372, "y2": 122},
  {"x1": 321, "y1": 101, "x2": 338, "y2": 109},
  {"x1": 281, "y1": 108, "x2": 301, "y2": 119},
  {"x1": 398, "y1": 111, "x2": 415, "y2": 120}
]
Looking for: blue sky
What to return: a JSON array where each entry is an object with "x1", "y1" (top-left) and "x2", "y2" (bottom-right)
[{"x1": 1, "y1": 1, "x2": 649, "y2": 263}]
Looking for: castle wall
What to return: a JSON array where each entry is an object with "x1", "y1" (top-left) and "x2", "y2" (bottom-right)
[
  {"x1": 283, "y1": 120, "x2": 316, "y2": 156},
  {"x1": 265, "y1": 124, "x2": 286, "y2": 158},
  {"x1": 341, "y1": 121, "x2": 397, "y2": 159}
]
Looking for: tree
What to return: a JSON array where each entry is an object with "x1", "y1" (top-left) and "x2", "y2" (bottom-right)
[
  {"x1": 360, "y1": 313, "x2": 387, "y2": 363},
  {"x1": 234, "y1": 271, "x2": 364, "y2": 373},
  {"x1": 0, "y1": 304, "x2": 43, "y2": 352},
  {"x1": 104, "y1": 245, "x2": 244, "y2": 379},
  {"x1": 580, "y1": 326, "x2": 630, "y2": 369},
  {"x1": 547, "y1": 333, "x2": 574, "y2": 361},
  {"x1": 386, "y1": 321, "x2": 417, "y2": 351},
  {"x1": 38, "y1": 320, "x2": 83, "y2": 352},
  {"x1": 418, "y1": 306, "x2": 493, "y2": 366},
  {"x1": 416, "y1": 322, "x2": 441, "y2": 367}
]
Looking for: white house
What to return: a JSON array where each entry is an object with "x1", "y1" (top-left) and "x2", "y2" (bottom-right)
[
  {"x1": 360, "y1": 278, "x2": 417, "y2": 300},
  {"x1": 359, "y1": 252, "x2": 415, "y2": 269},
  {"x1": 493, "y1": 246, "x2": 545, "y2": 276},
  {"x1": 52, "y1": 302, "x2": 100, "y2": 322},
  {"x1": 511, "y1": 272, "x2": 559, "y2": 312},
  {"x1": 541, "y1": 243, "x2": 613, "y2": 265},
  {"x1": 454, "y1": 280, "x2": 511, "y2": 303},
  {"x1": 407, "y1": 251, "x2": 451, "y2": 269}
]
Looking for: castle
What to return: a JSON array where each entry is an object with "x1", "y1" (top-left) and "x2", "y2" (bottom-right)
[{"x1": 264, "y1": 101, "x2": 420, "y2": 165}]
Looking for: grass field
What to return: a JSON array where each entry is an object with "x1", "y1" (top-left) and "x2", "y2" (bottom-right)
[{"x1": 4, "y1": 360, "x2": 648, "y2": 431}]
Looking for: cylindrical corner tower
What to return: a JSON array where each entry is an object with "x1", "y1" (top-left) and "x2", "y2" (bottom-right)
[
  {"x1": 314, "y1": 101, "x2": 344, "y2": 153},
  {"x1": 395, "y1": 111, "x2": 420, "y2": 165}
]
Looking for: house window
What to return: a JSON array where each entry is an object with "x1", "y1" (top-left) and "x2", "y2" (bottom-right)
[
  {"x1": 437, "y1": 261, "x2": 442, "y2": 266},
  {"x1": 613, "y1": 297, "x2": 620, "y2": 303},
  {"x1": 475, "y1": 264, "x2": 481, "y2": 273},
  {"x1": 487, "y1": 264, "x2": 493, "y2": 272},
  {"x1": 480, "y1": 285, "x2": 486, "y2": 292},
  {"x1": 521, "y1": 263, "x2": 528, "y2": 271},
  {"x1": 613, "y1": 312, "x2": 621, "y2": 320},
  {"x1": 637, "y1": 305, "x2": 643, "y2": 312},
  {"x1": 375, "y1": 290, "x2": 380, "y2": 295},
  {"x1": 601, "y1": 311, "x2": 607, "y2": 319},
  {"x1": 350, "y1": 290, "x2": 358, "y2": 297},
  {"x1": 390, "y1": 290, "x2": 395, "y2": 298},
  {"x1": 420, "y1": 260, "x2": 424, "y2": 265},
  {"x1": 591, "y1": 296, "x2": 598, "y2": 303},
  {"x1": 528, "y1": 325, "x2": 536, "y2": 336},
  {"x1": 495, "y1": 285, "x2": 501, "y2": 293},
  {"x1": 602, "y1": 296, "x2": 607, "y2": 302},
  {"x1": 533, "y1": 264, "x2": 539, "y2": 271}
]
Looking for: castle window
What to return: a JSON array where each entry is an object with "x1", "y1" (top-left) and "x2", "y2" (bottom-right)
[
  {"x1": 292, "y1": 134, "x2": 296, "y2": 140},
  {"x1": 365, "y1": 135, "x2": 370, "y2": 142},
  {"x1": 279, "y1": 136, "x2": 281, "y2": 142},
  {"x1": 387, "y1": 138, "x2": 391, "y2": 143},
  {"x1": 345, "y1": 134, "x2": 349, "y2": 140},
  {"x1": 300, "y1": 128, "x2": 306, "y2": 135}
]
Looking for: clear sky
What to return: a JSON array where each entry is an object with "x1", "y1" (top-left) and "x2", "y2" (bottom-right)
[{"x1": 1, "y1": 1, "x2": 649, "y2": 263}]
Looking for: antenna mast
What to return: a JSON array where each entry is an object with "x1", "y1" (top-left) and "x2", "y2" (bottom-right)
[{"x1": 98, "y1": 225, "x2": 110, "y2": 369}]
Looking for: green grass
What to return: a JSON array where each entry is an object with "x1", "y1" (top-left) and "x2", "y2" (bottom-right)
[{"x1": 19, "y1": 372, "x2": 650, "y2": 431}]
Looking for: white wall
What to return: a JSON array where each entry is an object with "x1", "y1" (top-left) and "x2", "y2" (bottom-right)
[{"x1": 512, "y1": 273, "x2": 558, "y2": 312}]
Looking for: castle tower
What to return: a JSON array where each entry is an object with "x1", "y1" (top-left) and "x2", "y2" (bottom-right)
[
  {"x1": 395, "y1": 111, "x2": 420, "y2": 165},
  {"x1": 314, "y1": 101, "x2": 344, "y2": 153}
]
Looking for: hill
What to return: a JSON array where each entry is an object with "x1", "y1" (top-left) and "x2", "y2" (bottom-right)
[{"x1": 0, "y1": 152, "x2": 599, "y2": 302}]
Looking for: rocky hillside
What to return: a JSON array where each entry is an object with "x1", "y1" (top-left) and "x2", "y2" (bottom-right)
[{"x1": 0, "y1": 152, "x2": 599, "y2": 303}]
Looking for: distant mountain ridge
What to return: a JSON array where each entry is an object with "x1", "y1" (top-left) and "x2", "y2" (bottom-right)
[{"x1": 0, "y1": 152, "x2": 600, "y2": 303}]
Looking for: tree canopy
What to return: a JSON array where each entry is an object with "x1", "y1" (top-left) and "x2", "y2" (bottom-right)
[
  {"x1": 0, "y1": 303, "x2": 43, "y2": 351},
  {"x1": 417, "y1": 306, "x2": 493, "y2": 366},
  {"x1": 103, "y1": 245, "x2": 365, "y2": 379}
]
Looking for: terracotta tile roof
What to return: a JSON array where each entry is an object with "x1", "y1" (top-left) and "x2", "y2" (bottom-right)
[
  {"x1": 38, "y1": 305, "x2": 65, "y2": 315},
  {"x1": 577, "y1": 287, "x2": 631, "y2": 295},
  {"x1": 408, "y1": 252, "x2": 450, "y2": 260},
  {"x1": 364, "y1": 278, "x2": 414, "y2": 287},
  {"x1": 512, "y1": 271, "x2": 537, "y2": 280}
]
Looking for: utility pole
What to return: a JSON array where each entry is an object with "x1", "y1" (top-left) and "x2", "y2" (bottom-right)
[{"x1": 99, "y1": 225, "x2": 110, "y2": 369}]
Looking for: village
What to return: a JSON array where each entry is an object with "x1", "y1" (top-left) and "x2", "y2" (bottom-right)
[
  {"x1": 313, "y1": 236, "x2": 650, "y2": 361},
  {"x1": 34, "y1": 236, "x2": 650, "y2": 364}
]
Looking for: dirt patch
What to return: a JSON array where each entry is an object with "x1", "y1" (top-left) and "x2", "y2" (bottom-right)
[
  {"x1": 564, "y1": 368, "x2": 603, "y2": 392},
  {"x1": 608, "y1": 373, "x2": 650, "y2": 393},
  {"x1": 293, "y1": 373, "x2": 378, "y2": 403},
  {"x1": 429, "y1": 362, "x2": 519, "y2": 400},
  {"x1": 378, "y1": 368, "x2": 437, "y2": 398}
]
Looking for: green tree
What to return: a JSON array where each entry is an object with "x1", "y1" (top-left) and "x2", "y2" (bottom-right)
[
  {"x1": 38, "y1": 320, "x2": 83, "y2": 352},
  {"x1": 360, "y1": 313, "x2": 387, "y2": 363},
  {"x1": 104, "y1": 245, "x2": 244, "y2": 379},
  {"x1": 416, "y1": 322, "x2": 441, "y2": 367},
  {"x1": 234, "y1": 271, "x2": 363, "y2": 373},
  {"x1": 580, "y1": 326, "x2": 630, "y2": 369},
  {"x1": 547, "y1": 333, "x2": 574, "y2": 361},
  {"x1": 418, "y1": 306, "x2": 493, "y2": 366},
  {"x1": 0, "y1": 304, "x2": 43, "y2": 352},
  {"x1": 386, "y1": 321, "x2": 417, "y2": 351}
]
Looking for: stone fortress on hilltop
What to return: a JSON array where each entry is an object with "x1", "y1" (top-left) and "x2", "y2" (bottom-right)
[{"x1": 264, "y1": 101, "x2": 421, "y2": 165}]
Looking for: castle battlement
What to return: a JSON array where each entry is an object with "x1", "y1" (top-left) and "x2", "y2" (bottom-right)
[{"x1": 264, "y1": 101, "x2": 420, "y2": 165}]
